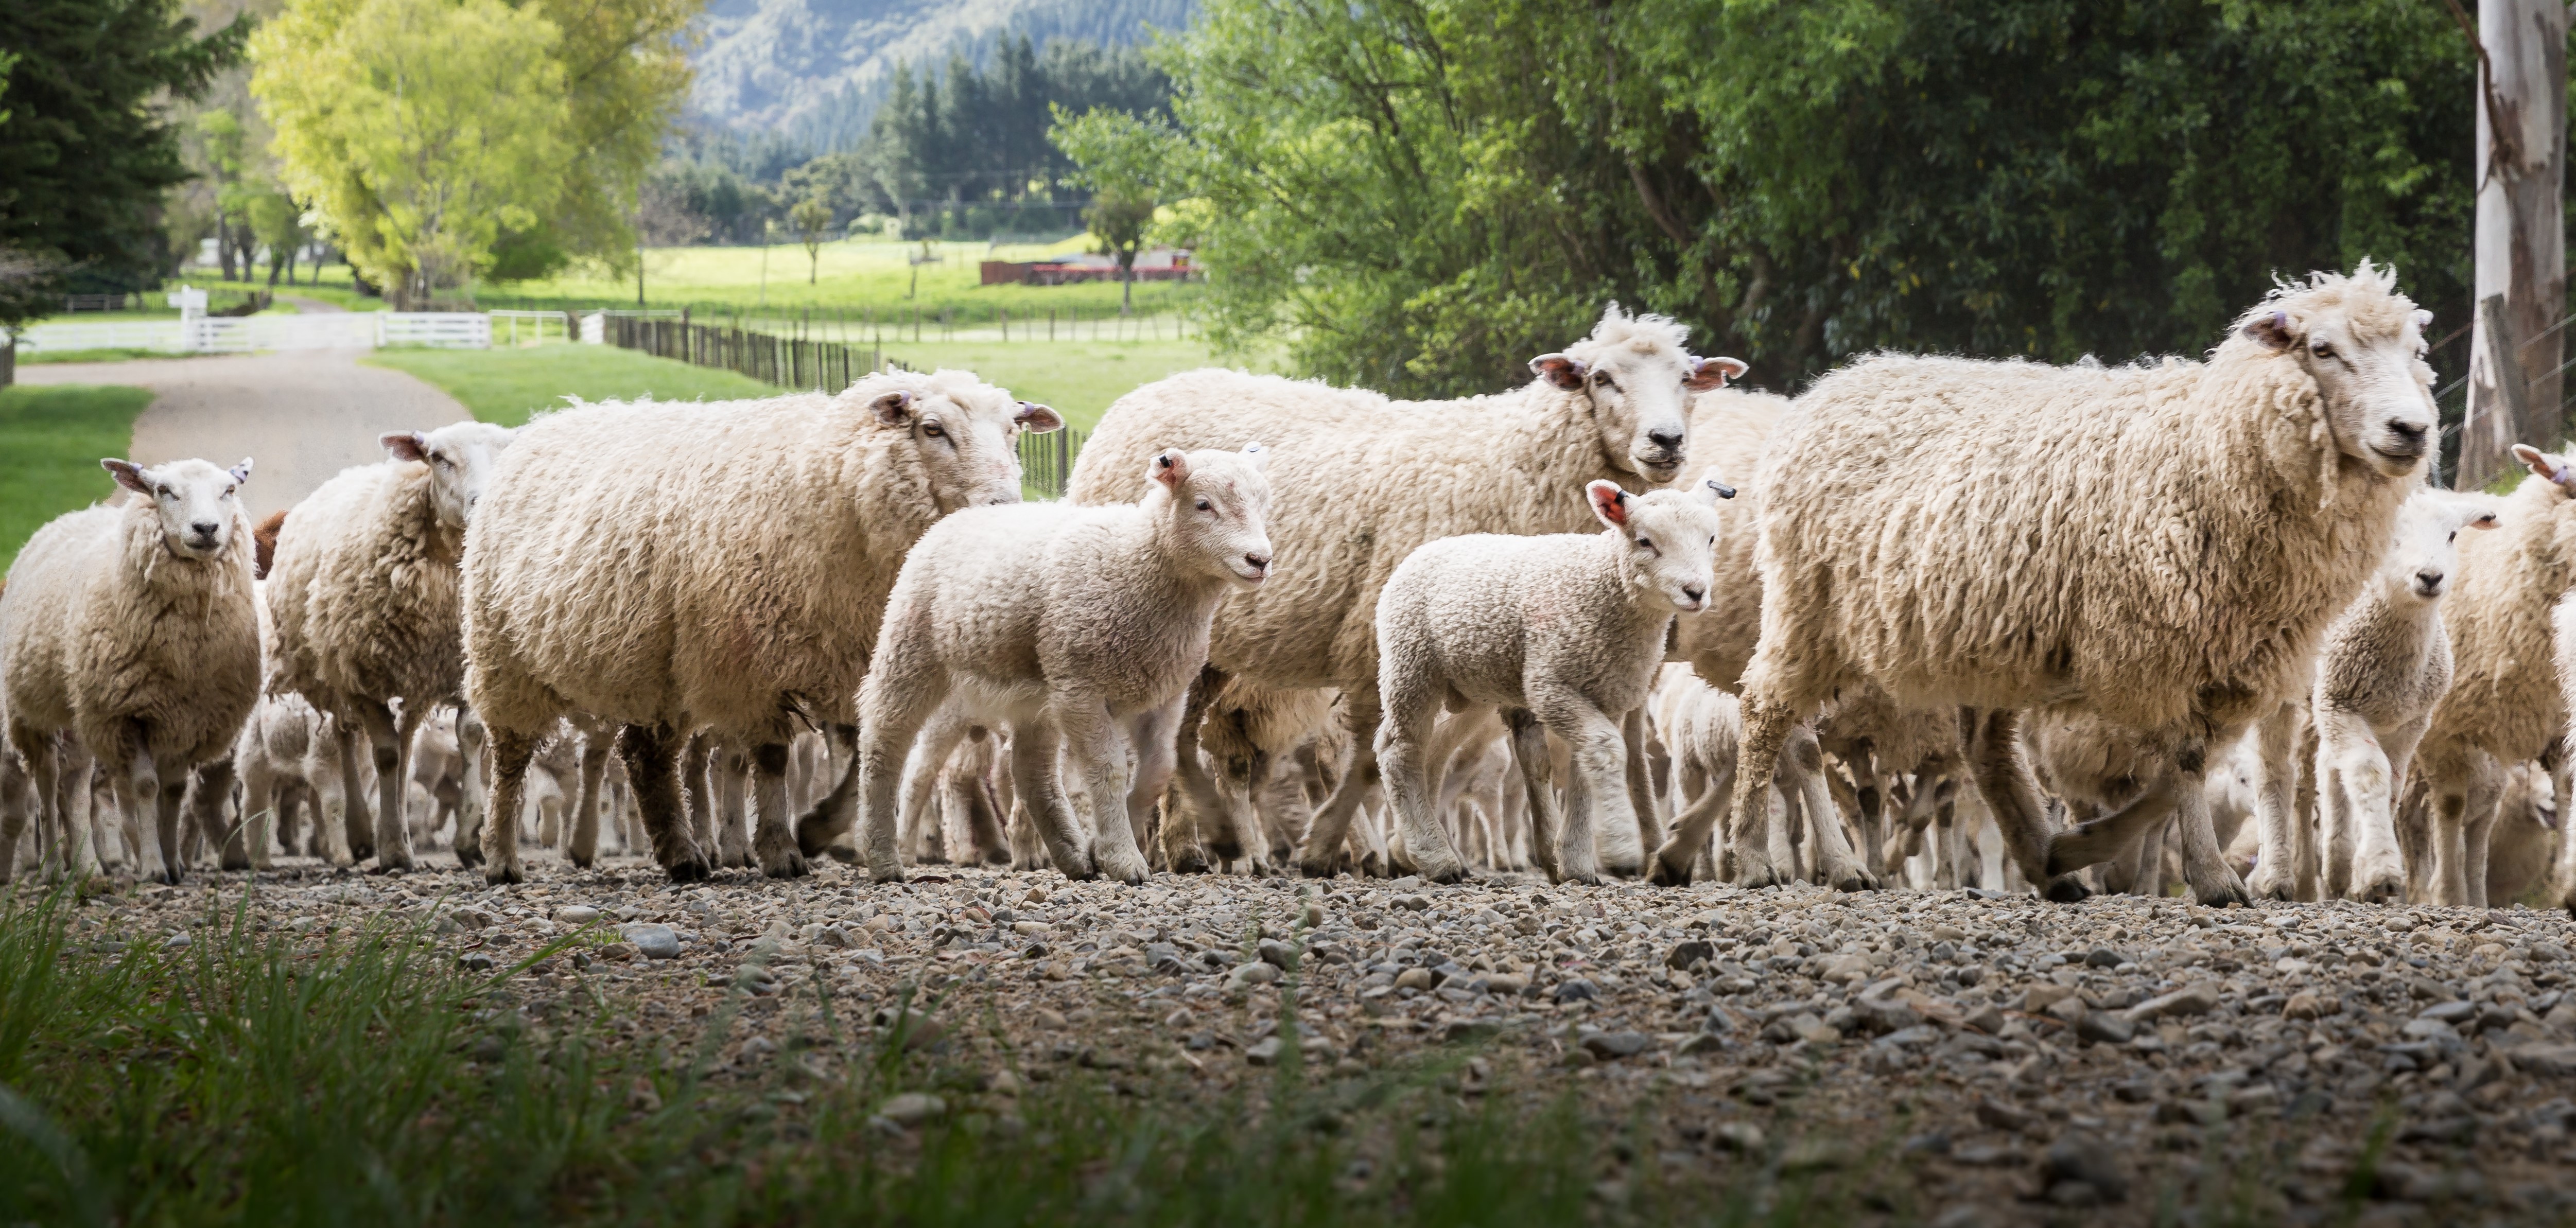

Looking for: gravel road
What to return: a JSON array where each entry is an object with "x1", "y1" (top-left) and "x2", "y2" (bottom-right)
[
  {"x1": 18, "y1": 349, "x2": 471, "y2": 521},
  {"x1": 68, "y1": 860, "x2": 2576, "y2": 1225}
]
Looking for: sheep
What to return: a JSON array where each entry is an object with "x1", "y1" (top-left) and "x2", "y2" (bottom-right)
[
  {"x1": 0, "y1": 457, "x2": 263, "y2": 883},
  {"x1": 1698, "y1": 265, "x2": 2437, "y2": 906},
  {"x1": 1067, "y1": 304, "x2": 1743, "y2": 880},
  {"x1": 1374, "y1": 474, "x2": 1731, "y2": 883},
  {"x1": 2303, "y1": 493, "x2": 2500, "y2": 901},
  {"x1": 2484, "y1": 760, "x2": 2556, "y2": 905},
  {"x1": 232, "y1": 689, "x2": 356, "y2": 865},
  {"x1": 843, "y1": 444, "x2": 1274, "y2": 883},
  {"x1": 465, "y1": 371, "x2": 1063, "y2": 884},
  {"x1": 2411, "y1": 446, "x2": 2576, "y2": 907},
  {"x1": 264, "y1": 422, "x2": 517, "y2": 872}
]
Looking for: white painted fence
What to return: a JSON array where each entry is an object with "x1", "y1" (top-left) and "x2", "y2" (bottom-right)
[{"x1": 20, "y1": 310, "x2": 500, "y2": 354}]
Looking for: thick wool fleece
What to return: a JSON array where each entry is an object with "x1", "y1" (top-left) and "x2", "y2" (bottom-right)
[
  {"x1": 267, "y1": 458, "x2": 471, "y2": 712},
  {"x1": 1721, "y1": 267, "x2": 2431, "y2": 905},
  {"x1": 852, "y1": 447, "x2": 1273, "y2": 885}
]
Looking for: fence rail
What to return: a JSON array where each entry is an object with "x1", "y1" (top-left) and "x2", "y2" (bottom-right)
[
  {"x1": 1018, "y1": 427, "x2": 1089, "y2": 499},
  {"x1": 606, "y1": 315, "x2": 882, "y2": 394}
]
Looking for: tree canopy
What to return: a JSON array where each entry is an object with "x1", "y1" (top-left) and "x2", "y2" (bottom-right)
[
  {"x1": 1126, "y1": 0, "x2": 2479, "y2": 397},
  {"x1": 0, "y1": 0, "x2": 247, "y2": 318}
]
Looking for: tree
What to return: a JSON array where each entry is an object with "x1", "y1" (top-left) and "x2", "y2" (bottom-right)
[
  {"x1": 511, "y1": 0, "x2": 698, "y2": 283},
  {"x1": 1052, "y1": 107, "x2": 1180, "y2": 316},
  {"x1": 1148, "y1": 0, "x2": 2475, "y2": 399},
  {"x1": 788, "y1": 194, "x2": 833, "y2": 284},
  {"x1": 0, "y1": 0, "x2": 247, "y2": 309},
  {"x1": 633, "y1": 175, "x2": 708, "y2": 305},
  {"x1": 253, "y1": 0, "x2": 572, "y2": 308},
  {"x1": 245, "y1": 186, "x2": 308, "y2": 287}
]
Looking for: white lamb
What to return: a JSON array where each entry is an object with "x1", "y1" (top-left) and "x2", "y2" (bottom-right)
[
  {"x1": 844, "y1": 445, "x2": 1273, "y2": 882},
  {"x1": 1374, "y1": 474, "x2": 1731, "y2": 883},
  {"x1": 465, "y1": 372, "x2": 1061, "y2": 884},
  {"x1": 264, "y1": 422, "x2": 516, "y2": 871},
  {"x1": 2309, "y1": 492, "x2": 2499, "y2": 901},
  {"x1": 0, "y1": 458, "x2": 262, "y2": 883}
]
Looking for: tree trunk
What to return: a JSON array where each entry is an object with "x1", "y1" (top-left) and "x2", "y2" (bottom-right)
[
  {"x1": 1120, "y1": 251, "x2": 1135, "y2": 317},
  {"x1": 2462, "y1": 0, "x2": 2568, "y2": 488},
  {"x1": 1, "y1": 336, "x2": 15, "y2": 389},
  {"x1": 215, "y1": 216, "x2": 235, "y2": 281}
]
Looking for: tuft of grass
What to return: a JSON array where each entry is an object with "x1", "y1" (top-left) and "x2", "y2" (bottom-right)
[
  {"x1": 363, "y1": 343, "x2": 778, "y2": 428},
  {"x1": 0, "y1": 384, "x2": 152, "y2": 573}
]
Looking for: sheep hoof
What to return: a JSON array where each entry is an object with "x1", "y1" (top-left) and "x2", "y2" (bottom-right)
[
  {"x1": 157, "y1": 867, "x2": 183, "y2": 887},
  {"x1": 2247, "y1": 869, "x2": 2296, "y2": 902},
  {"x1": 2190, "y1": 872, "x2": 2250, "y2": 908},
  {"x1": 1172, "y1": 848, "x2": 1212, "y2": 874},
  {"x1": 1830, "y1": 866, "x2": 1881, "y2": 892},
  {"x1": 1646, "y1": 856, "x2": 1693, "y2": 887},
  {"x1": 2350, "y1": 878, "x2": 2403, "y2": 903},
  {"x1": 664, "y1": 856, "x2": 712, "y2": 884},
  {"x1": 483, "y1": 862, "x2": 525, "y2": 886},
  {"x1": 761, "y1": 850, "x2": 811, "y2": 879},
  {"x1": 371, "y1": 856, "x2": 413, "y2": 874},
  {"x1": 453, "y1": 844, "x2": 484, "y2": 869},
  {"x1": 1598, "y1": 856, "x2": 1645, "y2": 879},
  {"x1": 1418, "y1": 860, "x2": 1466, "y2": 886},
  {"x1": 2041, "y1": 875, "x2": 2091, "y2": 903}
]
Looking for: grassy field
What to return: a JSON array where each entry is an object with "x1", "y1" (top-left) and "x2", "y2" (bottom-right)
[
  {"x1": 0, "y1": 890, "x2": 1777, "y2": 1228},
  {"x1": 0, "y1": 384, "x2": 153, "y2": 572},
  {"x1": 363, "y1": 344, "x2": 778, "y2": 428},
  {"x1": 886, "y1": 339, "x2": 1229, "y2": 431}
]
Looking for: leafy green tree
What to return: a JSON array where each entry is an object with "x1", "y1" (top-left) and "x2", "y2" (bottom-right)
[
  {"x1": 788, "y1": 194, "x2": 833, "y2": 284},
  {"x1": 1052, "y1": 107, "x2": 1180, "y2": 316},
  {"x1": 253, "y1": 0, "x2": 571, "y2": 307},
  {"x1": 245, "y1": 186, "x2": 308, "y2": 286},
  {"x1": 513, "y1": 0, "x2": 698, "y2": 283},
  {"x1": 0, "y1": 0, "x2": 247, "y2": 317},
  {"x1": 1151, "y1": 0, "x2": 2478, "y2": 397}
]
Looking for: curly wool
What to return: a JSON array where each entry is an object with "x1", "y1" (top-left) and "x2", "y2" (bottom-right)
[
  {"x1": 2420, "y1": 473, "x2": 2576, "y2": 770},
  {"x1": 265, "y1": 457, "x2": 471, "y2": 713}
]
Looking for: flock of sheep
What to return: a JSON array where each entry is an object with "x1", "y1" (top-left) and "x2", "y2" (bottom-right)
[{"x1": 4, "y1": 263, "x2": 2571, "y2": 916}]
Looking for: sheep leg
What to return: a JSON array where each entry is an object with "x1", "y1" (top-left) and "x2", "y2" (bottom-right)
[
  {"x1": 1124, "y1": 699, "x2": 1185, "y2": 866},
  {"x1": 1005, "y1": 719, "x2": 1095, "y2": 880},
  {"x1": 2427, "y1": 776, "x2": 2473, "y2": 906},
  {"x1": 612, "y1": 722, "x2": 709, "y2": 882},
  {"x1": 1783, "y1": 726, "x2": 1876, "y2": 890},
  {"x1": 479, "y1": 728, "x2": 536, "y2": 884},
  {"x1": 237, "y1": 751, "x2": 280, "y2": 872},
  {"x1": 332, "y1": 724, "x2": 375, "y2": 864},
  {"x1": 187, "y1": 753, "x2": 248, "y2": 871},
  {"x1": 2462, "y1": 760, "x2": 2503, "y2": 909},
  {"x1": 2554, "y1": 747, "x2": 2576, "y2": 917},
  {"x1": 2244, "y1": 702, "x2": 2305, "y2": 902},
  {"x1": 0, "y1": 745, "x2": 29, "y2": 884},
  {"x1": 1601, "y1": 706, "x2": 1653, "y2": 877},
  {"x1": 1500, "y1": 708, "x2": 1565, "y2": 882},
  {"x1": 451, "y1": 710, "x2": 486, "y2": 868},
  {"x1": 2320, "y1": 709, "x2": 2401, "y2": 902},
  {"x1": 564, "y1": 731, "x2": 609, "y2": 869},
  {"x1": 1378, "y1": 681, "x2": 1453, "y2": 885},
  {"x1": 1292, "y1": 690, "x2": 1388, "y2": 879},
  {"x1": 1676, "y1": 695, "x2": 1797, "y2": 889},
  {"x1": 956, "y1": 745, "x2": 1013, "y2": 866},
  {"x1": 731, "y1": 740, "x2": 805, "y2": 878},
  {"x1": 1655, "y1": 751, "x2": 1735, "y2": 887},
  {"x1": 7, "y1": 730, "x2": 56, "y2": 881},
  {"x1": 712, "y1": 745, "x2": 753, "y2": 868},
  {"x1": 1055, "y1": 698, "x2": 1150, "y2": 885},
  {"x1": 109, "y1": 741, "x2": 178, "y2": 885},
  {"x1": 2045, "y1": 771, "x2": 2179, "y2": 877},
  {"x1": 791, "y1": 722, "x2": 860, "y2": 863},
  {"x1": 351, "y1": 700, "x2": 419, "y2": 873},
  {"x1": 680, "y1": 731, "x2": 714, "y2": 856},
  {"x1": 1969, "y1": 709, "x2": 2088, "y2": 900},
  {"x1": 899, "y1": 713, "x2": 966, "y2": 865}
]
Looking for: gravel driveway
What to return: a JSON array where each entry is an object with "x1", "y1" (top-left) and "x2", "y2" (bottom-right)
[
  {"x1": 18, "y1": 349, "x2": 471, "y2": 521},
  {"x1": 85, "y1": 861, "x2": 2576, "y2": 1224}
]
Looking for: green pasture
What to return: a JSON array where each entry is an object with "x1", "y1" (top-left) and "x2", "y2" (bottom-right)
[
  {"x1": 476, "y1": 238, "x2": 1206, "y2": 321},
  {"x1": 0, "y1": 384, "x2": 154, "y2": 573},
  {"x1": 363, "y1": 343, "x2": 776, "y2": 428}
]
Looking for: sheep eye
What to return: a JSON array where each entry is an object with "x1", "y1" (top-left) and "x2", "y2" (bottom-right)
[
  {"x1": 1596, "y1": 373, "x2": 1617, "y2": 390},
  {"x1": 1635, "y1": 536, "x2": 1653, "y2": 551},
  {"x1": 2449, "y1": 531, "x2": 2458, "y2": 543},
  {"x1": 2310, "y1": 340, "x2": 2334, "y2": 358},
  {"x1": 1194, "y1": 498, "x2": 1212, "y2": 512},
  {"x1": 921, "y1": 423, "x2": 946, "y2": 438}
]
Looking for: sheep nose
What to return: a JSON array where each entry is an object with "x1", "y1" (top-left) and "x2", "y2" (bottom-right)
[
  {"x1": 2389, "y1": 419, "x2": 2427, "y2": 443},
  {"x1": 1682, "y1": 585, "x2": 1705, "y2": 604},
  {"x1": 189, "y1": 520, "x2": 218, "y2": 538},
  {"x1": 1244, "y1": 552, "x2": 1270, "y2": 573},
  {"x1": 1647, "y1": 428, "x2": 1683, "y2": 450},
  {"x1": 2416, "y1": 568, "x2": 2444, "y2": 591}
]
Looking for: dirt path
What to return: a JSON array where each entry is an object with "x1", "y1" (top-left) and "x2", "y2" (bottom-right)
[{"x1": 17, "y1": 348, "x2": 472, "y2": 521}]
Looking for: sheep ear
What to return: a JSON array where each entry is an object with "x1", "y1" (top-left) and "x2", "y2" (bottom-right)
[
  {"x1": 1686, "y1": 356, "x2": 1748, "y2": 392},
  {"x1": 102, "y1": 459, "x2": 152, "y2": 495},
  {"x1": 1152, "y1": 449, "x2": 1192, "y2": 490},
  {"x1": 1530, "y1": 353, "x2": 1588, "y2": 390},
  {"x1": 2242, "y1": 310, "x2": 2297, "y2": 352},
  {"x1": 230, "y1": 458, "x2": 253, "y2": 485},
  {"x1": 381, "y1": 432, "x2": 427, "y2": 463},
  {"x1": 1240, "y1": 442, "x2": 1268, "y2": 471},
  {"x1": 1015, "y1": 401, "x2": 1064, "y2": 434},
  {"x1": 2412, "y1": 309, "x2": 2435, "y2": 334},
  {"x1": 2513, "y1": 444, "x2": 2569, "y2": 485},
  {"x1": 1587, "y1": 480, "x2": 1629, "y2": 529},
  {"x1": 871, "y1": 390, "x2": 917, "y2": 426},
  {"x1": 2467, "y1": 511, "x2": 2501, "y2": 530}
]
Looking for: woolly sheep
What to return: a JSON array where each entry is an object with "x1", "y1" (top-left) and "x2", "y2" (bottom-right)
[
  {"x1": 1710, "y1": 265, "x2": 2437, "y2": 906},
  {"x1": 1375, "y1": 474, "x2": 1731, "y2": 883},
  {"x1": 0, "y1": 457, "x2": 262, "y2": 884},
  {"x1": 842, "y1": 445, "x2": 1274, "y2": 883},
  {"x1": 232, "y1": 689, "x2": 355, "y2": 865},
  {"x1": 464, "y1": 371, "x2": 1061, "y2": 884},
  {"x1": 1067, "y1": 305, "x2": 1743, "y2": 878},
  {"x1": 265, "y1": 422, "x2": 516, "y2": 871},
  {"x1": 2305, "y1": 493, "x2": 2499, "y2": 901},
  {"x1": 2414, "y1": 446, "x2": 2576, "y2": 907}
]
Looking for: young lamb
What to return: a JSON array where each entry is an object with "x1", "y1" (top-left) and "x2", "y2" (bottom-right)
[
  {"x1": 2413, "y1": 445, "x2": 2576, "y2": 907},
  {"x1": 1374, "y1": 474, "x2": 1731, "y2": 883},
  {"x1": 1708, "y1": 265, "x2": 2436, "y2": 906},
  {"x1": 466, "y1": 371, "x2": 1063, "y2": 884},
  {"x1": 1067, "y1": 305, "x2": 1743, "y2": 879},
  {"x1": 846, "y1": 445, "x2": 1273, "y2": 883},
  {"x1": 264, "y1": 421, "x2": 517, "y2": 871},
  {"x1": 2308, "y1": 492, "x2": 2499, "y2": 901},
  {"x1": 0, "y1": 457, "x2": 263, "y2": 883}
]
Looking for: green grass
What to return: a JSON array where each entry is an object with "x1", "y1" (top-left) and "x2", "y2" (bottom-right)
[
  {"x1": 891, "y1": 339, "x2": 1230, "y2": 431},
  {"x1": 17, "y1": 348, "x2": 195, "y2": 365},
  {"x1": 476, "y1": 238, "x2": 1206, "y2": 322},
  {"x1": 0, "y1": 888, "x2": 1823, "y2": 1228},
  {"x1": 363, "y1": 343, "x2": 778, "y2": 428},
  {"x1": 0, "y1": 384, "x2": 152, "y2": 572}
]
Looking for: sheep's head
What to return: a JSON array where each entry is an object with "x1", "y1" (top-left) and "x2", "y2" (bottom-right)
[
  {"x1": 2376, "y1": 490, "x2": 2499, "y2": 603},
  {"x1": 1531, "y1": 303, "x2": 1745, "y2": 485},
  {"x1": 864, "y1": 371, "x2": 1064, "y2": 513},
  {"x1": 104, "y1": 456, "x2": 251, "y2": 560},
  {"x1": 1145, "y1": 443, "x2": 1274, "y2": 590},
  {"x1": 1589, "y1": 468, "x2": 1732, "y2": 615},
  {"x1": 384, "y1": 422, "x2": 519, "y2": 531},
  {"x1": 2235, "y1": 261, "x2": 2436, "y2": 479}
]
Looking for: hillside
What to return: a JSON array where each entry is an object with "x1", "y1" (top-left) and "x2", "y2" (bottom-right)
[{"x1": 691, "y1": 0, "x2": 1191, "y2": 141}]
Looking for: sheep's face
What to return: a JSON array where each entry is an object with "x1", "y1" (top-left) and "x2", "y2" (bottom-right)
[
  {"x1": 1148, "y1": 444, "x2": 1274, "y2": 589},
  {"x1": 1589, "y1": 470, "x2": 1733, "y2": 614},
  {"x1": 105, "y1": 457, "x2": 250, "y2": 560},
  {"x1": 871, "y1": 376, "x2": 1064, "y2": 513},
  {"x1": 2242, "y1": 296, "x2": 2436, "y2": 478},
  {"x1": 1530, "y1": 304, "x2": 1745, "y2": 485},
  {"x1": 384, "y1": 422, "x2": 518, "y2": 531},
  {"x1": 2376, "y1": 491, "x2": 2499, "y2": 603}
]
